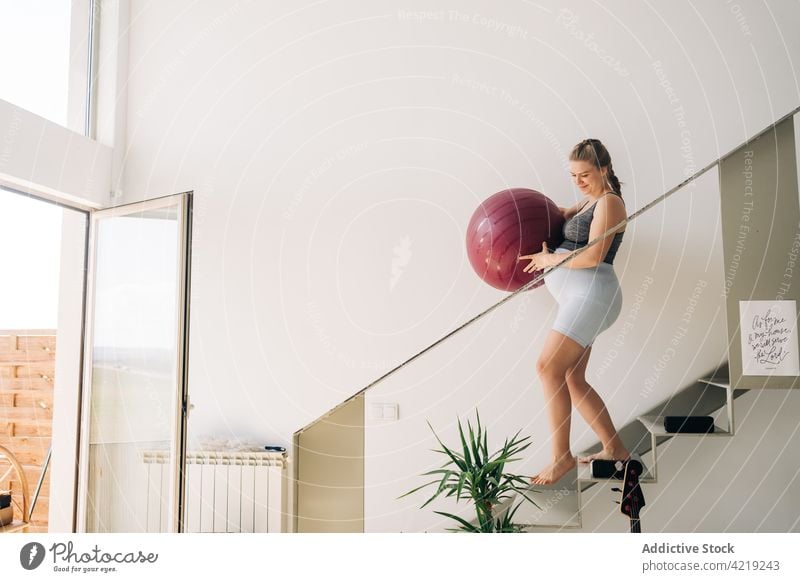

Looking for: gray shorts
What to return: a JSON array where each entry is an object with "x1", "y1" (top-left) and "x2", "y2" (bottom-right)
[{"x1": 544, "y1": 248, "x2": 623, "y2": 348}]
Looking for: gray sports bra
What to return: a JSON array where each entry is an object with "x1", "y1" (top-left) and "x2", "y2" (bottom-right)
[{"x1": 557, "y1": 192, "x2": 625, "y2": 265}]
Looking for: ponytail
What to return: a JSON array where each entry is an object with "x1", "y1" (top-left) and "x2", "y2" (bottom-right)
[{"x1": 605, "y1": 162, "x2": 622, "y2": 196}]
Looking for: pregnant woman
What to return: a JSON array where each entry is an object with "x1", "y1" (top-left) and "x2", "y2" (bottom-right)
[{"x1": 518, "y1": 138, "x2": 630, "y2": 485}]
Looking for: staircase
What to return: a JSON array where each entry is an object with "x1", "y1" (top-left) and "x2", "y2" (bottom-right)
[
  {"x1": 508, "y1": 364, "x2": 737, "y2": 530},
  {"x1": 293, "y1": 103, "x2": 800, "y2": 533}
]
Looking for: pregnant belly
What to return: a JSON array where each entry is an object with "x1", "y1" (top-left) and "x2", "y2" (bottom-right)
[{"x1": 545, "y1": 250, "x2": 619, "y2": 304}]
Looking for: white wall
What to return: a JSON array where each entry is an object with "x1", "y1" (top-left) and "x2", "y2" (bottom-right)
[{"x1": 116, "y1": 0, "x2": 800, "y2": 530}]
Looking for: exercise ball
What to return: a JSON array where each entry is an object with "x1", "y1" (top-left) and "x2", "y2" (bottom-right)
[{"x1": 466, "y1": 188, "x2": 564, "y2": 291}]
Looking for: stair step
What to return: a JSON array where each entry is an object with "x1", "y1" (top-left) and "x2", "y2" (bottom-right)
[
  {"x1": 637, "y1": 416, "x2": 731, "y2": 437},
  {"x1": 698, "y1": 375, "x2": 731, "y2": 390},
  {"x1": 576, "y1": 453, "x2": 655, "y2": 483},
  {"x1": 637, "y1": 414, "x2": 731, "y2": 437},
  {"x1": 517, "y1": 483, "x2": 581, "y2": 530},
  {"x1": 490, "y1": 480, "x2": 581, "y2": 530}
]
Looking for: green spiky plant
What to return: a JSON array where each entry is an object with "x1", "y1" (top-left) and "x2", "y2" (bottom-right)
[{"x1": 399, "y1": 411, "x2": 539, "y2": 532}]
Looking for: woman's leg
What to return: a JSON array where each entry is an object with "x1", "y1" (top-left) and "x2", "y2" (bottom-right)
[
  {"x1": 530, "y1": 330, "x2": 588, "y2": 485},
  {"x1": 565, "y1": 344, "x2": 630, "y2": 462}
]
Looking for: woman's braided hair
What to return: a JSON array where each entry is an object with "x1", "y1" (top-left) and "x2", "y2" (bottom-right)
[{"x1": 570, "y1": 138, "x2": 623, "y2": 197}]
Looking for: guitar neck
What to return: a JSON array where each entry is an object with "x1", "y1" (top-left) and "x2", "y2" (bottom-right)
[{"x1": 619, "y1": 459, "x2": 645, "y2": 534}]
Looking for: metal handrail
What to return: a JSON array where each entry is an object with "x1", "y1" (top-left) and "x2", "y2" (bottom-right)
[{"x1": 295, "y1": 104, "x2": 800, "y2": 435}]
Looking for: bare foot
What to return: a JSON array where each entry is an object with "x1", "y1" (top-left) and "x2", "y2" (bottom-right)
[
  {"x1": 530, "y1": 454, "x2": 577, "y2": 485},
  {"x1": 577, "y1": 446, "x2": 631, "y2": 464}
]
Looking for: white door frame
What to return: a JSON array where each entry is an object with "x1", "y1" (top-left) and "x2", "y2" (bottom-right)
[{"x1": 75, "y1": 192, "x2": 192, "y2": 533}]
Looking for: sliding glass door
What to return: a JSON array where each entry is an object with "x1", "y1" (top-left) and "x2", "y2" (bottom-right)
[{"x1": 77, "y1": 193, "x2": 192, "y2": 532}]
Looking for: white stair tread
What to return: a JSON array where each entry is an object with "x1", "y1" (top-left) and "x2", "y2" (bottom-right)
[
  {"x1": 698, "y1": 375, "x2": 731, "y2": 390},
  {"x1": 498, "y1": 485, "x2": 581, "y2": 530},
  {"x1": 576, "y1": 453, "x2": 655, "y2": 483},
  {"x1": 637, "y1": 414, "x2": 731, "y2": 437}
]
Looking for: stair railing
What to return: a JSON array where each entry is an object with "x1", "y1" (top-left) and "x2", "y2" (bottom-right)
[{"x1": 296, "y1": 103, "x2": 800, "y2": 437}]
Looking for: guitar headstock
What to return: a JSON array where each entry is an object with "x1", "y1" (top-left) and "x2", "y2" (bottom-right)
[{"x1": 620, "y1": 459, "x2": 645, "y2": 520}]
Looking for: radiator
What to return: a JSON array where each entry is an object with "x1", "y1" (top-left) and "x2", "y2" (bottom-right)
[{"x1": 142, "y1": 450, "x2": 288, "y2": 533}]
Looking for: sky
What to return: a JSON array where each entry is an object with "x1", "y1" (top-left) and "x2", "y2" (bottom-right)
[
  {"x1": 0, "y1": 188, "x2": 63, "y2": 328},
  {"x1": 0, "y1": 2, "x2": 70, "y2": 329},
  {"x1": 0, "y1": 0, "x2": 71, "y2": 126}
]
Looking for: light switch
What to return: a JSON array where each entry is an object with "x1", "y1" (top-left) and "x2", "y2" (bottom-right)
[
  {"x1": 368, "y1": 403, "x2": 384, "y2": 420},
  {"x1": 368, "y1": 402, "x2": 399, "y2": 421},
  {"x1": 382, "y1": 404, "x2": 398, "y2": 420}
]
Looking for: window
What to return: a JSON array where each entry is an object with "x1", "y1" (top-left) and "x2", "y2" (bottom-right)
[{"x1": 0, "y1": 0, "x2": 74, "y2": 128}]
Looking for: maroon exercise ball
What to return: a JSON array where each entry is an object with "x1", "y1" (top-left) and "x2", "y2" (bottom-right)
[{"x1": 466, "y1": 188, "x2": 565, "y2": 291}]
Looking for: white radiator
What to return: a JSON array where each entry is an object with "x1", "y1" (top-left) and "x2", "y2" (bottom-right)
[{"x1": 142, "y1": 450, "x2": 288, "y2": 533}]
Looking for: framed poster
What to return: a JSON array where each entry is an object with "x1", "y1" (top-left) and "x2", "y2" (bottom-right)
[{"x1": 739, "y1": 300, "x2": 799, "y2": 376}]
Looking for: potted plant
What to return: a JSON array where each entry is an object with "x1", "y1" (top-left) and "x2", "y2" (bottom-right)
[{"x1": 400, "y1": 411, "x2": 539, "y2": 532}]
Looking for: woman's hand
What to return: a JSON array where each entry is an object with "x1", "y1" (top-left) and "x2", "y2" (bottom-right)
[{"x1": 518, "y1": 242, "x2": 554, "y2": 273}]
